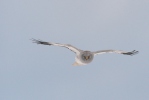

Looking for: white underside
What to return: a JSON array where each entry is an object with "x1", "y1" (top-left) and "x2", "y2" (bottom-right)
[{"x1": 72, "y1": 57, "x2": 87, "y2": 66}]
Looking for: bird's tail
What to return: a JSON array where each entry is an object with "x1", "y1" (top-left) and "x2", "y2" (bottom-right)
[{"x1": 72, "y1": 62, "x2": 83, "y2": 66}]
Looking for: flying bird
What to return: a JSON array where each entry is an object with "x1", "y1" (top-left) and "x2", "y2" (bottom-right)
[{"x1": 32, "y1": 39, "x2": 138, "y2": 66}]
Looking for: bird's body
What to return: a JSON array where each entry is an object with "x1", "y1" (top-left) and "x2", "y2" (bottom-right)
[{"x1": 32, "y1": 39, "x2": 138, "y2": 66}]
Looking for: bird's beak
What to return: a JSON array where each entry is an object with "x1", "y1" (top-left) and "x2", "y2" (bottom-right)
[{"x1": 85, "y1": 56, "x2": 89, "y2": 60}]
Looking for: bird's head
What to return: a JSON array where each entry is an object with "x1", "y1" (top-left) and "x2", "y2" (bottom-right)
[{"x1": 81, "y1": 51, "x2": 93, "y2": 61}]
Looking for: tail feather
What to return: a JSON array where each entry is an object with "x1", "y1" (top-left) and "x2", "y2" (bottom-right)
[{"x1": 72, "y1": 62, "x2": 82, "y2": 66}]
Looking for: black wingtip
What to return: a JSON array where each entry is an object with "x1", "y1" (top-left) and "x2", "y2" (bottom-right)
[
  {"x1": 31, "y1": 38, "x2": 52, "y2": 45},
  {"x1": 122, "y1": 50, "x2": 139, "y2": 56},
  {"x1": 31, "y1": 38, "x2": 42, "y2": 44}
]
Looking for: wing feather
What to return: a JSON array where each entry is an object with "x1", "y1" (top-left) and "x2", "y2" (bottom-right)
[
  {"x1": 32, "y1": 39, "x2": 81, "y2": 54},
  {"x1": 93, "y1": 50, "x2": 139, "y2": 56}
]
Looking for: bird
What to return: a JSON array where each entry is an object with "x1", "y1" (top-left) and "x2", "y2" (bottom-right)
[{"x1": 32, "y1": 39, "x2": 139, "y2": 66}]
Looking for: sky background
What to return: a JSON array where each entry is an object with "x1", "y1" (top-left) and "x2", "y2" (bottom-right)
[{"x1": 1, "y1": 0, "x2": 149, "y2": 100}]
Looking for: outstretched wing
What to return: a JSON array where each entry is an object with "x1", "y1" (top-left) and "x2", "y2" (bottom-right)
[
  {"x1": 32, "y1": 39, "x2": 81, "y2": 54},
  {"x1": 93, "y1": 50, "x2": 138, "y2": 56}
]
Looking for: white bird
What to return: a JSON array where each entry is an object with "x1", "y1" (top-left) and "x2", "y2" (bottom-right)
[{"x1": 32, "y1": 39, "x2": 138, "y2": 66}]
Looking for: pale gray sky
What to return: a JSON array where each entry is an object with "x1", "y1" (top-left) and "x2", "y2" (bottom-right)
[{"x1": 1, "y1": 0, "x2": 149, "y2": 100}]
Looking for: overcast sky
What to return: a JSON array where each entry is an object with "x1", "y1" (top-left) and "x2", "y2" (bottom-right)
[{"x1": 1, "y1": 0, "x2": 149, "y2": 100}]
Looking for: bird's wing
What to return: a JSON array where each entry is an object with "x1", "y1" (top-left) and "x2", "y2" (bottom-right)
[
  {"x1": 93, "y1": 50, "x2": 138, "y2": 56},
  {"x1": 32, "y1": 39, "x2": 81, "y2": 54}
]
